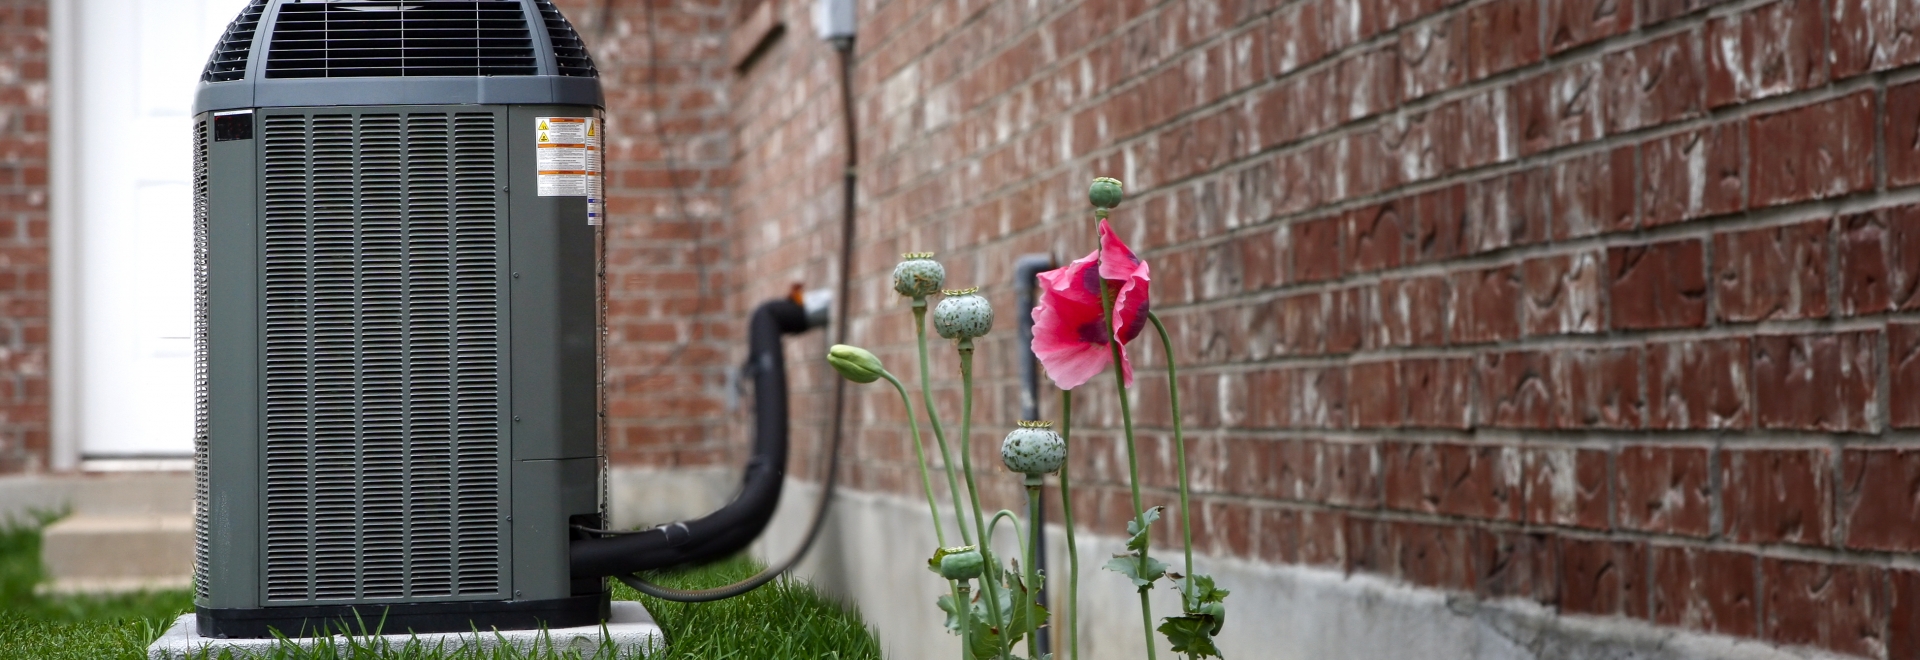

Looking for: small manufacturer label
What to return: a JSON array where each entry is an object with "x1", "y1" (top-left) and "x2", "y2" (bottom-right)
[{"x1": 536, "y1": 116, "x2": 605, "y2": 225}]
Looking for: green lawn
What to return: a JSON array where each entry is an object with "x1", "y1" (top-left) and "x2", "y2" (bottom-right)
[{"x1": 0, "y1": 515, "x2": 880, "y2": 659}]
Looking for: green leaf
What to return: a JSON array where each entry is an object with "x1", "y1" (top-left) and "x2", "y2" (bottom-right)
[
  {"x1": 1158, "y1": 614, "x2": 1224, "y2": 658},
  {"x1": 965, "y1": 615, "x2": 1000, "y2": 660},
  {"x1": 1125, "y1": 507, "x2": 1164, "y2": 553},
  {"x1": 936, "y1": 593, "x2": 964, "y2": 634},
  {"x1": 1102, "y1": 554, "x2": 1168, "y2": 588},
  {"x1": 1174, "y1": 572, "x2": 1231, "y2": 611}
]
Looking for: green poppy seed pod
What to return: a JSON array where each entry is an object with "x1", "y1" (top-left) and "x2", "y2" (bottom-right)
[
  {"x1": 1089, "y1": 177, "x2": 1124, "y2": 209},
  {"x1": 892, "y1": 252, "x2": 946, "y2": 299},
  {"x1": 933, "y1": 288, "x2": 994, "y2": 340},
  {"x1": 826, "y1": 344, "x2": 886, "y2": 384},
  {"x1": 1001, "y1": 421, "x2": 1066, "y2": 475},
  {"x1": 937, "y1": 546, "x2": 985, "y2": 581}
]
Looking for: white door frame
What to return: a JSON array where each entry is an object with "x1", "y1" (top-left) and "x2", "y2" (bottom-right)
[{"x1": 50, "y1": 0, "x2": 80, "y2": 472}]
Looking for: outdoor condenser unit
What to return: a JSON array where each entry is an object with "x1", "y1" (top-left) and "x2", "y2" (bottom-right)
[{"x1": 191, "y1": 0, "x2": 609, "y2": 637}]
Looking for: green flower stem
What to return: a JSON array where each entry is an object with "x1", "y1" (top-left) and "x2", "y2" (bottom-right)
[
  {"x1": 881, "y1": 371, "x2": 946, "y2": 547},
  {"x1": 957, "y1": 341, "x2": 1011, "y2": 660},
  {"x1": 957, "y1": 581, "x2": 973, "y2": 660},
  {"x1": 1024, "y1": 481, "x2": 1044, "y2": 660},
  {"x1": 1097, "y1": 226, "x2": 1156, "y2": 660},
  {"x1": 1146, "y1": 312, "x2": 1194, "y2": 584},
  {"x1": 1059, "y1": 389, "x2": 1080, "y2": 660},
  {"x1": 915, "y1": 305, "x2": 973, "y2": 546}
]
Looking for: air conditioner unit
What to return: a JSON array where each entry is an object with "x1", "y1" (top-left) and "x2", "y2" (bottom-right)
[{"x1": 191, "y1": 0, "x2": 609, "y2": 638}]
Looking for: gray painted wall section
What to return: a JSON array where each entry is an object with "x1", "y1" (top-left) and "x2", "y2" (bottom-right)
[{"x1": 721, "y1": 480, "x2": 1859, "y2": 660}]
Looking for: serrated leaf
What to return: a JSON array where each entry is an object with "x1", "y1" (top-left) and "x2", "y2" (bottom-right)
[
  {"x1": 936, "y1": 593, "x2": 964, "y2": 634},
  {"x1": 1158, "y1": 614, "x2": 1224, "y2": 658},
  {"x1": 1102, "y1": 554, "x2": 1168, "y2": 588},
  {"x1": 965, "y1": 615, "x2": 1000, "y2": 660},
  {"x1": 1174, "y1": 572, "x2": 1231, "y2": 611},
  {"x1": 1125, "y1": 507, "x2": 1164, "y2": 553}
]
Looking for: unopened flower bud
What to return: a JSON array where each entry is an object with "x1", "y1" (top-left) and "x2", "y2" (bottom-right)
[
  {"x1": 1089, "y1": 177, "x2": 1124, "y2": 209},
  {"x1": 826, "y1": 344, "x2": 886, "y2": 384},
  {"x1": 935, "y1": 545, "x2": 985, "y2": 581},
  {"x1": 893, "y1": 253, "x2": 946, "y2": 299},
  {"x1": 1001, "y1": 421, "x2": 1066, "y2": 475},
  {"x1": 933, "y1": 288, "x2": 994, "y2": 340}
]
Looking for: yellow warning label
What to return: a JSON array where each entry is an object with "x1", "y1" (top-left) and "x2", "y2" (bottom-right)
[{"x1": 539, "y1": 120, "x2": 549, "y2": 130}]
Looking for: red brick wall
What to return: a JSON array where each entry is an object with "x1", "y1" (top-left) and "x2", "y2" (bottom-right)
[
  {"x1": 705, "y1": 0, "x2": 1920, "y2": 657},
  {"x1": 561, "y1": 0, "x2": 743, "y2": 469},
  {"x1": 0, "y1": 0, "x2": 46, "y2": 473}
]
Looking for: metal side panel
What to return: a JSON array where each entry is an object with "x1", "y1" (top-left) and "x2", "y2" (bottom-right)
[
  {"x1": 253, "y1": 106, "x2": 513, "y2": 606},
  {"x1": 509, "y1": 457, "x2": 596, "y2": 601},
  {"x1": 505, "y1": 105, "x2": 598, "y2": 463},
  {"x1": 203, "y1": 112, "x2": 263, "y2": 609}
]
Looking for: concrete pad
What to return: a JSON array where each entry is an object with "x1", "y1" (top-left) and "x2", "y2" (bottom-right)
[
  {"x1": 39, "y1": 513, "x2": 194, "y2": 595},
  {"x1": 147, "y1": 600, "x2": 666, "y2": 660}
]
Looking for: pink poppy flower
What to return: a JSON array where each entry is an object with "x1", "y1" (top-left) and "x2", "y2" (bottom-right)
[{"x1": 1032, "y1": 219, "x2": 1151, "y2": 390}]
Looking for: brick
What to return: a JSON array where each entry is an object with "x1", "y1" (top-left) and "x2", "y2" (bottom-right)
[
  {"x1": 1647, "y1": 338, "x2": 1752, "y2": 430},
  {"x1": 1711, "y1": 220, "x2": 1831, "y2": 322},
  {"x1": 1383, "y1": 441, "x2": 1524, "y2": 521},
  {"x1": 1388, "y1": 520, "x2": 1474, "y2": 591},
  {"x1": 1557, "y1": 537, "x2": 1648, "y2": 618},
  {"x1": 1615, "y1": 445, "x2": 1713, "y2": 536},
  {"x1": 1750, "y1": 92, "x2": 1876, "y2": 206},
  {"x1": 1841, "y1": 205, "x2": 1920, "y2": 317},
  {"x1": 1831, "y1": 0, "x2": 1920, "y2": 79},
  {"x1": 1721, "y1": 449, "x2": 1831, "y2": 545},
  {"x1": 1344, "y1": 515, "x2": 1387, "y2": 575},
  {"x1": 1326, "y1": 286, "x2": 1368, "y2": 354},
  {"x1": 1348, "y1": 361, "x2": 1401, "y2": 429},
  {"x1": 1762, "y1": 560, "x2": 1884, "y2": 657},
  {"x1": 1604, "y1": 30, "x2": 1705, "y2": 134},
  {"x1": 1464, "y1": 0, "x2": 1542, "y2": 81},
  {"x1": 1640, "y1": 124, "x2": 1744, "y2": 226},
  {"x1": 1553, "y1": 347, "x2": 1643, "y2": 429},
  {"x1": 1547, "y1": 0, "x2": 1635, "y2": 53},
  {"x1": 1255, "y1": 506, "x2": 1343, "y2": 567},
  {"x1": 1551, "y1": 146, "x2": 1636, "y2": 239},
  {"x1": 1344, "y1": 202, "x2": 1404, "y2": 274},
  {"x1": 1398, "y1": 13, "x2": 1466, "y2": 102},
  {"x1": 1411, "y1": 183, "x2": 1473, "y2": 263},
  {"x1": 1373, "y1": 276, "x2": 1448, "y2": 347},
  {"x1": 1651, "y1": 546, "x2": 1758, "y2": 638},
  {"x1": 1479, "y1": 169, "x2": 1551, "y2": 251},
  {"x1": 1477, "y1": 351, "x2": 1553, "y2": 428},
  {"x1": 1449, "y1": 265, "x2": 1520, "y2": 344},
  {"x1": 1404, "y1": 357, "x2": 1474, "y2": 429},
  {"x1": 1890, "y1": 323, "x2": 1920, "y2": 427},
  {"x1": 1752, "y1": 331, "x2": 1879, "y2": 432},
  {"x1": 1515, "y1": 62, "x2": 1608, "y2": 156},
  {"x1": 1472, "y1": 530, "x2": 1556, "y2": 602},
  {"x1": 1894, "y1": 569, "x2": 1920, "y2": 660},
  {"x1": 1522, "y1": 251, "x2": 1603, "y2": 337},
  {"x1": 1839, "y1": 449, "x2": 1920, "y2": 551},
  {"x1": 1704, "y1": 0, "x2": 1830, "y2": 108},
  {"x1": 1524, "y1": 446, "x2": 1610, "y2": 529},
  {"x1": 1292, "y1": 215, "x2": 1343, "y2": 282},
  {"x1": 1607, "y1": 240, "x2": 1707, "y2": 330}
]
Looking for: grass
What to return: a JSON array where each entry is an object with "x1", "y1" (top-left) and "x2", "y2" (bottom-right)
[{"x1": 0, "y1": 515, "x2": 880, "y2": 659}]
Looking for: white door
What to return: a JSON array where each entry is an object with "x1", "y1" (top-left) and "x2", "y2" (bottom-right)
[{"x1": 69, "y1": 0, "x2": 253, "y2": 461}]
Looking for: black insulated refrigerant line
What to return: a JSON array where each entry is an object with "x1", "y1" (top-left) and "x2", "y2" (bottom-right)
[
  {"x1": 568, "y1": 298, "x2": 813, "y2": 577},
  {"x1": 567, "y1": 7, "x2": 864, "y2": 603}
]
